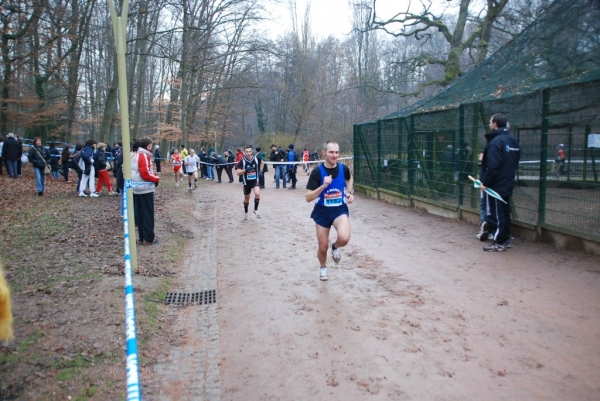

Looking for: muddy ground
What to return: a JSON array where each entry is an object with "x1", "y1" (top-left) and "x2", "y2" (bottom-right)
[{"x1": 1, "y1": 165, "x2": 600, "y2": 400}]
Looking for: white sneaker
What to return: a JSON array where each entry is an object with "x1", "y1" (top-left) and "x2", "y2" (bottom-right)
[
  {"x1": 90, "y1": 193, "x2": 99, "y2": 197},
  {"x1": 331, "y1": 244, "x2": 341, "y2": 264},
  {"x1": 320, "y1": 267, "x2": 328, "y2": 281},
  {"x1": 254, "y1": 210, "x2": 261, "y2": 218},
  {"x1": 79, "y1": 192, "x2": 88, "y2": 197},
  {"x1": 244, "y1": 213, "x2": 248, "y2": 221},
  {"x1": 176, "y1": 182, "x2": 179, "y2": 187},
  {"x1": 189, "y1": 187, "x2": 192, "y2": 193}
]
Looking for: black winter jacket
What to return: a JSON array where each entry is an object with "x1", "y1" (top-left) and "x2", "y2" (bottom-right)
[
  {"x1": 480, "y1": 128, "x2": 521, "y2": 198},
  {"x1": 94, "y1": 149, "x2": 108, "y2": 171},
  {"x1": 27, "y1": 145, "x2": 51, "y2": 169},
  {"x1": 3, "y1": 137, "x2": 21, "y2": 161}
]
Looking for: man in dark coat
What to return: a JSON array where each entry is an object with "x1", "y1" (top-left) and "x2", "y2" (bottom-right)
[
  {"x1": 2, "y1": 133, "x2": 21, "y2": 178},
  {"x1": 154, "y1": 145, "x2": 162, "y2": 173},
  {"x1": 480, "y1": 113, "x2": 521, "y2": 252}
]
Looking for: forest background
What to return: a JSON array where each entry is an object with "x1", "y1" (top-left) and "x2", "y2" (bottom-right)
[{"x1": 0, "y1": 0, "x2": 552, "y2": 153}]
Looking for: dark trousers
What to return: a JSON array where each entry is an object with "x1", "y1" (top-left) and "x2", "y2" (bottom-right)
[
  {"x1": 288, "y1": 168, "x2": 297, "y2": 188},
  {"x1": 216, "y1": 165, "x2": 224, "y2": 182},
  {"x1": 17, "y1": 159, "x2": 22, "y2": 175},
  {"x1": 488, "y1": 196, "x2": 511, "y2": 244},
  {"x1": 226, "y1": 165, "x2": 234, "y2": 182},
  {"x1": 0, "y1": 156, "x2": 3, "y2": 174},
  {"x1": 156, "y1": 161, "x2": 161, "y2": 173},
  {"x1": 201, "y1": 164, "x2": 207, "y2": 178},
  {"x1": 62, "y1": 162, "x2": 70, "y2": 181},
  {"x1": 258, "y1": 171, "x2": 265, "y2": 188},
  {"x1": 133, "y1": 192, "x2": 155, "y2": 242}
]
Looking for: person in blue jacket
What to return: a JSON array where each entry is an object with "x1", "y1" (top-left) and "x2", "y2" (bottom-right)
[
  {"x1": 479, "y1": 113, "x2": 520, "y2": 252},
  {"x1": 305, "y1": 141, "x2": 355, "y2": 281}
]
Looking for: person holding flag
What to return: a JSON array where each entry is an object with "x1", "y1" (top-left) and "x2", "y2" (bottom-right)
[{"x1": 479, "y1": 113, "x2": 520, "y2": 252}]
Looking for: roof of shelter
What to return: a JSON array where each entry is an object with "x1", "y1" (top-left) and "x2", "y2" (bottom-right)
[{"x1": 382, "y1": 0, "x2": 600, "y2": 120}]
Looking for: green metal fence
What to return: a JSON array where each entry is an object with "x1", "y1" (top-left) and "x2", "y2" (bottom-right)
[{"x1": 354, "y1": 81, "x2": 600, "y2": 241}]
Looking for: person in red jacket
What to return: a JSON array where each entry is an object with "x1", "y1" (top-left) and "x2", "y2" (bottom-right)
[
  {"x1": 132, "y1": 137, "x2": 160, "y2": 245},
  {"x1": 234, "y1": 148, "x2": 244, "y2": 184},
  {"x1": 303, "y1": 148, "x2": 310, "y2": 174}
]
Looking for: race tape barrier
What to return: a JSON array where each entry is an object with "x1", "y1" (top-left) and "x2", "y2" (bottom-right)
[
  {"x1": 167, "y1": 156, "x2": 353, "y2": 168},
  {"x1": 122, "y1": 185, "x2": 142, "y2": 401}
]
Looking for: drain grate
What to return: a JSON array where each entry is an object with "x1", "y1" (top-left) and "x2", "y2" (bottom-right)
[
  {"x1": 165, "y1": 290, "x2": 217, "y2": 305},
  {"x1": 198, "y1": 200, "x2": 217, "y2": 203}
]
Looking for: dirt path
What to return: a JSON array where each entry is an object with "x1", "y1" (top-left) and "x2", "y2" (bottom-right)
[{"x1": 143, "y1": 167, "x2": 600, "y2": 400}]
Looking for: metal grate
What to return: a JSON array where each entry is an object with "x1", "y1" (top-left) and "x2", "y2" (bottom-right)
[
  {"x1": 165, "y1": 290, "x2": 217, "y2": 305},
  {"x1": 198, "y1": 200, "x2": 217, "y2": 203}
]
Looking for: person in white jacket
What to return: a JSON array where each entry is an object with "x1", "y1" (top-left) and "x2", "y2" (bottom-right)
[{"x1": 132, "y1": 137, "x2": 161, "y2": 245}]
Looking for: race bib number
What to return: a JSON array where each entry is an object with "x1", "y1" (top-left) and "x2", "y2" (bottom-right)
[
  {"x1": 247, "y1": 172, "x2": 257, "y2": 180},
  {"x1": 324, "y1": 189, "x2": 343, "y2": 207}
]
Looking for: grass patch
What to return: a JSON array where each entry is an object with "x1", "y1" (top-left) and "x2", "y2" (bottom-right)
[{"x1": 0, "y1": 330, "x2": 42, "y2": 365}]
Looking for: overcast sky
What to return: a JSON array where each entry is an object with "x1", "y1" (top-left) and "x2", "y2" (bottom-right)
[{"x1": 263, "y1": 0, "x2": 449, "y2": 40}]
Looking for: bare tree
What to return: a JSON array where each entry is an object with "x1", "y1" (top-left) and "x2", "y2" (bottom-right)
[{"x1": 369, "y1": 0, "x2": 509, "y2": 86}]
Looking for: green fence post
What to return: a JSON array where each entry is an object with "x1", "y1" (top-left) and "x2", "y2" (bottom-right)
[
  {"x1": 538, "y1": 88, "x2": 551, "y2": 225},
  {"x1": 583, "y1": 124, "x2": 590, "y2": 183},
  {"x1": 458, "y1": 104, "x2": 465, "y2": 206},
  {"x1": 408, "y1": 116, "x2": 416, "y2": 196},
  {"x1": 353, "y1": 124, "x2": 359, "y2": 184},
  {"x1": 470, "y1": 104, "x2": 480, "y2": 208},
  {"x1": 398, "y1": 119, "x2": 404, "y2": 194},
  {"x1": 377, "y1": 120, "x2": 382, "y2": 190}
]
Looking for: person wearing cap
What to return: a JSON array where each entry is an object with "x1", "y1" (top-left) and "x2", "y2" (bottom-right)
[
  {"x1": 154, "y1": 144, "x2": 162, "y2": 174},
  {"x1": 3, "y1": 133, "x2": 21, "y2": 178},
  {"x1": 287, "y1": 144, "x2": 298, "y2": 189}
]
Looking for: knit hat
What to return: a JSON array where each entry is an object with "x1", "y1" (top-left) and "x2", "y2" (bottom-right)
[
  {"x1": 288, "y1": 144, "x2": 294, "y2": 150},
  {"x1": 155, "y1": 145, "x2": 159, "y2": 149}
]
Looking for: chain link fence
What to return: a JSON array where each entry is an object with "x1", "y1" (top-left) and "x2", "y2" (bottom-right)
[{"x1": 354, "y1": 0, "x2": 600, "y2": 243}]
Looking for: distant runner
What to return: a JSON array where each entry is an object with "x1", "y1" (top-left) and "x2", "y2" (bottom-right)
[
  {"x1": 170, "y1": 148, "x2": 183, "y2": 187},
  {"x1": 305, "y1": 141, "x2": 354, "y2": 281},
  {"x1": 184, "y1": 148, "x2": 199, "y2": 193},
  {"x1": 237, "y1": 145, "x2": 264, "y2": 220}
]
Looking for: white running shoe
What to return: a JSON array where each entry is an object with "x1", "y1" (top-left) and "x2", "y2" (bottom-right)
[
  {"x1": 90, "y1": 193, "x2": 99, "y2": 197},
  {"x1": 79, "y1": 192, "x2": 88, "y2": 197},
  {"x1": 189, "y1": 187, "x2": 192, "y2": 193},
  {"x1": 244, "y1": 213, "x2": 248, "y2": 221},
  {"x1": 320, "y1": 267, "x2": 328, "y2": 281},
  {"x1": 331, "y1": 244, "x2": 341, "y2": 264},
  {"x1": 176, "y1": 182, "x2": 179, "y2": 187},
  {"x1": 254, "y1": 210, "x2": 261, "y2": 218}
]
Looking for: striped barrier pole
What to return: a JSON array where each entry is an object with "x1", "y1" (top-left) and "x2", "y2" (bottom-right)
[{"x1": 122, "y1": 186, "x2": 141, "y2": 401}]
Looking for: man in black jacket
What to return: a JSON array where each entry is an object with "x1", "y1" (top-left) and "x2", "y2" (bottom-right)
[
  {"x1": 269, "y1": 144, "x2": 287, "y2": 188},
  {"x1": 2, "y1": 133, "x2": 21, "y2": 178},
  {"x1": 480, "y1": 113, "x2": 520, "y2": 252},
  {"x1": 154, "y1": 145, "x2": 162, "y2": 173}
]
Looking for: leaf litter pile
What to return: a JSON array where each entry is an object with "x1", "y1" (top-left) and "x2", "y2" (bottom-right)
[{"x1": 0, "y1": 170, "x2": 189, "y2": 400}]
